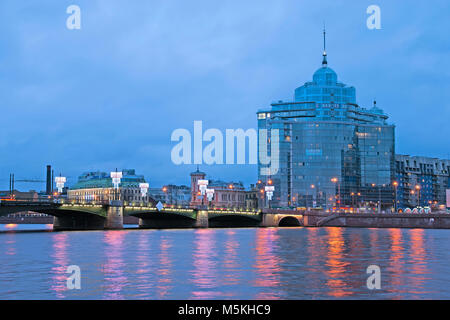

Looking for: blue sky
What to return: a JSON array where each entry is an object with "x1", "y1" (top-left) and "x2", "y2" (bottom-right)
[{"x1": 0, "y1": 0, "x2": 449, "y2": 191}]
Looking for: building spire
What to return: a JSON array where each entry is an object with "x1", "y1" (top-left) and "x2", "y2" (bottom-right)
[{"x1": 322, "y1": 24, "x2": 328, "y2": 67}]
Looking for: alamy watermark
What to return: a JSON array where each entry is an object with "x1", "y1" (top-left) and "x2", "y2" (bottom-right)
[
  {"x1": 366, "y1": 5, "x2": 381, "y2": 30},
  {"x1": 170, "y1": 121, "x2": 279, "y2": 176},
  {"x1": 66, "y1": 265, "x2": 81, "y2": 290},
  {"x1": 66, "y1": 5, "x2": 81, "y2": 30},
  {"x1": 366, "y1": 265, "x2": 381, "y2": 290}
]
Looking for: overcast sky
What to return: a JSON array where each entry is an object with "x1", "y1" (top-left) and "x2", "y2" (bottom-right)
[{"x1": 0, "y1": 0, "x2": 449, "y2": 191}]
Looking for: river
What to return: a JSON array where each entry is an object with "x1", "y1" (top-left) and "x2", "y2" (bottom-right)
[{"x1": 0, "y1": 224, "x2": 449, "y2": 299}]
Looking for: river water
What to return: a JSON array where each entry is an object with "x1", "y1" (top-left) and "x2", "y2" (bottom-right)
[{"x1": 0, "y1": 224, "x2": 449, "y2": 299}]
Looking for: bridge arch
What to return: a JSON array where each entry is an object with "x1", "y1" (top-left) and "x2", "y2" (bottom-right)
[
  {"x1": 278, "y1": 216, "x2": 302, "y2": 227},
  {"x1": 208, "y1": 214, "x2": 260, "y2": 228},
  {"x1": 132, "y1": 211, "x2": 197, "y2": 229},
  {"x1": 0, "y1": 203, "x2": 108, "y2": 230}
]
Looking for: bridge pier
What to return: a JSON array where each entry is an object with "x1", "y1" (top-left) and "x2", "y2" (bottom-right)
[
  {"x1": 260, "y1": 213, "x2": 278, "y2": 227},
  {"x1": 105, "y1": 201, "x2": 124, "y2": 229},
  {"x1": 195, "y1": 210, "x2": 209, "y2": 228}
]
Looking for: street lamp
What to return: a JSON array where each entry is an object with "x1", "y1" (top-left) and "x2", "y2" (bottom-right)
[
  {"x1": 139, "y1": 183, "x2": 149, "y2": 203},
  {"x1": 350, "y1": 192, "x2": 355, "y2": 210},
  {"x1": 415, "y1": 184, "x2": 421, "y2": 207},
  {"x1": 310, "y1": 184, "x2": 316, "y2": 208},
  {"x1": 331, "y1": 178, "x2": 340, "y2": 211},
  {"x1": 55, "y1": 175, "x2": 66, "y2": 194},
  {"x1": 198, "y1": 179, "x2": 209, "y2": 207},
  {"x1": 264, "y1": 185, "x2": 275, "y2": 208},
  {"x1": 110, "y1": 170, "x2": 122, "y2": 201},
  {"x1": 371, "y1": 183, "x2": 382, "y2": 213},
  {"x1": 393, "y1": 181, "x2": 399, "y2": 212},
  {"x1": 206, "y1": 188, "x2": 215, "y2": 208}
]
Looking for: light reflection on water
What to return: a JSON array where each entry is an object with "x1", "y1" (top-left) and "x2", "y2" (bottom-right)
[
  {"x1": 102, "y1": 231, "x2": 127, "y2": 300},
  {"x1": 50, "y1": 233, "x2": 69, "y2": 299},
  {"x1": 0, "y1": 225, "x2": 449, "y2": 299}
]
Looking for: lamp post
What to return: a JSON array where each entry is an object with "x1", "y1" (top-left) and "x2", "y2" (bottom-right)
[
  {"x1": 162, "y1": 186, "x2": 168, "y2": 205},
  {"x1": 259, "y1": 188, "x2": 265, "y2": 208},
  {"x1": 331, "y1": 178, "x2": 340, "y2": 211},
  {"x1": 264, "y1": 186, "x2": 275, "y2": 209},
  {"x1": 356, "y1": 192, "x2": 361, "y2": 210},
  {"x1": 371, "y1": 183, "x2": 381, "y2": 213},
  {"x1": 55, "y1": 175, "x2": 66, "y2": 194},
  {"x1": 54, "y1": 175, "x2": 66, "y2": 203},
  {"x1": 139, "y1": 183, "x2": 149, "y2": 204},
  {"x1": 415, "y1": 184, "x2": 421, "y2": 207},
  {"x1": 350, "y1": 192, "x2": 355, "y2": 211},
  {"x1": 410, "y1": 190, "x2": 415, "y2": 207},
  {"x1": 311, "y1": 184, "x2": 316, "y2": 208},
  {"x1": 393, "y1": 181, "x2": 398, "y2": 212},
  {"x1": 110, "y1": 169, "x2": 122, "y2": 202},
  {"x1": 206, "y1": 188, "x2": 215, "y2": 208},
  {"x1": 198, "y1": 179, "x2": 209, "y2": 208}
]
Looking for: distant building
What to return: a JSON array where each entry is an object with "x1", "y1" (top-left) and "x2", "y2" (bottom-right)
[
  {"x1": 190, "y1": 169, "x2": 249, "y2": 209},
  {"x1": 67, "y1": 169, "x2": 154, "y2": 204},
  {"x1": 149, "y1": 184, "x2": 191, "y2": 206},
  {"x1": 0, "y1": 190, "x2": 42, "y2": 216},
  {"x1": 148, "y1": 188, "x2": 166, "y2": 204},
  {"x1": 0, "y1": 190, "x2": 38, "y2": 201},
  {"x1": 257, "y1": 32, "x2": 395, "y2": 209},
  {"x1": 395, "y1": 155, "x2": 450, "y2": 208},
  {"x1": 245, "y1": 184, "x2": 264, "y2": 210}
]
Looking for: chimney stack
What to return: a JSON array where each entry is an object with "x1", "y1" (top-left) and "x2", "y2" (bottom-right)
[{"x1": 46, "y1": 165, "x2": 52, "y2": 195}]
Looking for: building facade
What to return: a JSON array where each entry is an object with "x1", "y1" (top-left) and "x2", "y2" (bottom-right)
[
  {"x1": 67, "y1": 169, "x2": 154, "y2": 204},
  {"x1": 395, "y1": 155, "x2": 450, "y2": 209},
  {"x1": 189, "y1": 169, "x2": 250, "y2": 209},
  {"x1": 257, "y1": 41, "x2": 395, "y2": 209},
  {"x1": 149, "y1": 185, "x2": 191, "y2": 206},
  {"x1": 0, "y1": 190, "x2": 39, "y2": 201}
]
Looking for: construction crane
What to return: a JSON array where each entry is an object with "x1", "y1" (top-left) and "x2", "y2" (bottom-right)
[{"x1": 4, "y1": 174, "x2": 47, "y2": 198}]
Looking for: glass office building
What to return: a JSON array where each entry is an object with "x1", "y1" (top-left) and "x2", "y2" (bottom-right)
[{"x1": 257, "y1": 46, "x2": 395, "y2": 209}]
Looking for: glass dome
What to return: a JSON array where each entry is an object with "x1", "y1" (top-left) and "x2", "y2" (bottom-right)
[{"x1": 312, "y1": 66, "x2": 338, "y2": 85}]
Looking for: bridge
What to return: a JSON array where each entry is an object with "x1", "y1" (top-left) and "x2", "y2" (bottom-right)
[
  {"x1": 2, "y1": 200, "x2": 449, "y2": 230},
  {"x1": 0, "y1": 200, "x2": 305, "y2": 230}
]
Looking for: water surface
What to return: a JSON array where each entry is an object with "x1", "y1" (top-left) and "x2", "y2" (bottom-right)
[{"x1": 0, "y1": 225, "x2": 448, "y2": 299}]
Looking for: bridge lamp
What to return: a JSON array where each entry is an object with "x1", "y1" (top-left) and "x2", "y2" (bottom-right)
[
  {"x1": 110, "y1": 171, "x2": 123, "y2": 190},
  {"x1": 198, "y1": 179, "x2": 209, "y2": 195},
  {"x1": 139, "y1": 183, "x2": 149, "y2": 198},
  {"x1": 206, "y1": 188, "x2": 215, "y2": 202},
  {"x1": 265, "y1": 186, "x2": 275, "y2": 201},
  {"x1": 55, "y1": 176, "x2": 66, "y2": 193}
]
